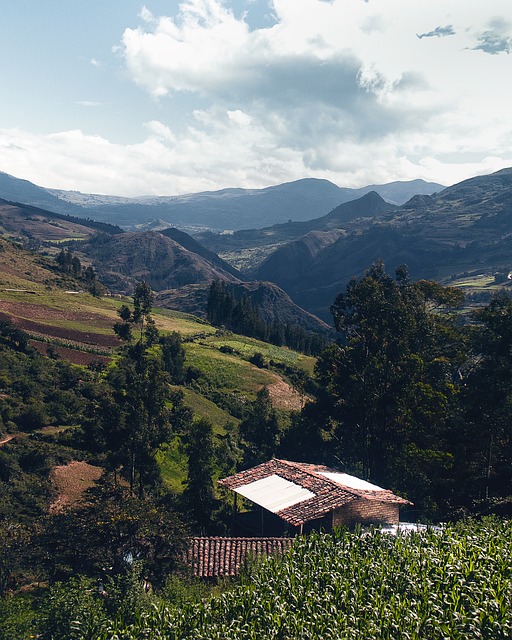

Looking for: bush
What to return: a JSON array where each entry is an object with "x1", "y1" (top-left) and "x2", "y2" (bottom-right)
[
  {"x1": 249, "y1": 352, "x2": 266, "y2": 368},
  {"x1": 0, "y1": 593, "x2": 37, "y2": 640},
  {"x1": 16, "y1": 402, "x2": 49, "y2": 432},
  {"x1": 39, "y1": 575, "x2": 107, "y2": 640}
]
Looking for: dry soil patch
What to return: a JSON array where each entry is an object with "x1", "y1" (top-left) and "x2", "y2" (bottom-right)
[
  {"x1": 50, "y1": 460, "x2": 103, "y2": 513},
  {"x1": 265, "y1": 375, "x2": 305, "y2": 411}
]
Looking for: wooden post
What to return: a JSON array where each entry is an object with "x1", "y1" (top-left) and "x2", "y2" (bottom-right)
[{"x1": 231, "y1": 493, "x2": 238, "y2": 536}]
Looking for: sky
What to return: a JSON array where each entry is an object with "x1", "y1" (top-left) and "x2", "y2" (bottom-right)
[{"x1": 0, "y1": 0, "x2": 511, "y2": 197}]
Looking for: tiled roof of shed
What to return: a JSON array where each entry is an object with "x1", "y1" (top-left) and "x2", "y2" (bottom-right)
[
  {"x1": 218, "y1": 459, "x2": 411, "y2": 527},
  {"x1": 187, "y1": 537, "x2": 294, "y2": 577}
]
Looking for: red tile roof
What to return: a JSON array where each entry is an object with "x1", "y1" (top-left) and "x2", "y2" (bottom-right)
[
  {"x1": 218, "y1": 459, "x2": 411, "y2": 527},
  {"x1": 187, "y1": 537, "x2": 294, "y2": 577}
]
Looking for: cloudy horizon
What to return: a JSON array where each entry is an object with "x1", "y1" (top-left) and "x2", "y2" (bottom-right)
[{"x1": 1, "y1": 0, "x2": 511, "y2": 197}]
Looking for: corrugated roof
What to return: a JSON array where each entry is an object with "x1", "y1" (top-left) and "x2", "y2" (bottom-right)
[
  {"x1": 318, "y1": 472, "x2": 384, "y2": 492},
  {"x1": 234, "y1": 474, "x2": 315, "y2": 513},
  {"x1": 187, "y1": 537, "x2": 294, "y2": 577},
  {"x1": 219, "y1": 459, "x2": 411, "y2": 526}
]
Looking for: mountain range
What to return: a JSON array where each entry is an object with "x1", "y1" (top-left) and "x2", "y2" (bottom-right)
[
  {"x1": 246, "y1": 168, "x2": 512, "y2": 320},
  {"x1": 1, "y1": 167, "x2": 511, "y2": 328},
  {"x1": 0, "y1": 171, "x2": 443, "y2": 231}
]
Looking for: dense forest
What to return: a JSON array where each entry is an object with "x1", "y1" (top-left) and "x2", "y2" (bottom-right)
[
  {"x1": 206, "y1": 279, "x2": 330, "y2": 355},
  {"x1": 1, "y1": 264, "x2": 512, "y2": 637}
]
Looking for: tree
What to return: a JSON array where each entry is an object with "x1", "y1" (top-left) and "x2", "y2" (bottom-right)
[
  {"x1": 35, "y1": 482, "x2": 188, "y2": 587},
  {"x1": 103, "y1": 282, "x2": 172, "y2": 495},
  {"x1": 0, "y1": 318, "x2": 29, "y2": 351},
  {"x1": 71, "y1": 255, "x2": 82, "y2": 278},
  {"x1": 113, "y1": 281, "x2": 158, "y2": 347},
  {"x1": 302, "y1": 263, "x2": 466, "y2": 516},
  {"x1": 0, "y1": 521, "x2": 31, "y2": 596},
  {"x1": 183, "y1": 418, "x2": 217, "y2": 534},
  {"x1": 462, "y1": 291, "x2": 512, "y2": 504},
  {"x1": 106, "y1": 351, "x2": 171, "y2": 496},
  {"x1": 239, "y1": 387, "x2": 281, "y2": 469},
  {"x1": 160, "y1": 332, "x2": 186, "y2": 384},
  {"x1": 55, "y1": 249, "x2": 72, "y2": 274}
]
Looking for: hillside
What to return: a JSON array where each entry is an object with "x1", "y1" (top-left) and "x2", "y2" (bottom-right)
[
  {"x1": 155, "y1": 280, "x2": 331, "y2": 335},
  {"x1": 81, "y1": 230, "x2": 331, "y2": 335},
  {"x1": 248, "y1": 168, "x2": 512, "y2": 320},
  {"x1": 0, "y1": 172, "x2": 87, "y2": 217},
  {"x1": 0, "y1": 193, "x2": 332, "y2": 339},
  {"x1": 85, "y1": 230, "x2": 240, "y2": 294},
  {"x1": 159, "y1": 227, "x2": 241, "y2": 278},
  {"x1": 47, "y1": 176, "x2": 442, "y2": 230},
  {"x1": 0, "y1": 237, "x2": 317, "y2": 513},
  {"x1": 204, "y1": 190, "x2": 393, "y2": 246},
  {"x1": 242, "y1": 192, "x2": 394, "y2": 278},
  {"x1": 0, "y1": 199, "x2": 121, "y2": 245},
  {"x1": 0, "y1": 236, "x2": 314, "y2": 402}
]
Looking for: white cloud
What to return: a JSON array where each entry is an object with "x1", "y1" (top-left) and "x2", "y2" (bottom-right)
[
  {"x1": 77, "y1": 101, "x2": 102, "y2": 107},
  {"x1": 227, "y1": 110, "x2": 252, "y2": 126},
  {"x1": 116, "y1": 1, "x2": 512, "y2": 176},
  {"x1": 89, "y1": 58, "x2": 101, "y2": 67},
  {"x1": 3, "y1": 1, "x2": 512, "y2": 197},
  {"x1": 139, "y1": 6, "x2": 155, "y2": 24}
]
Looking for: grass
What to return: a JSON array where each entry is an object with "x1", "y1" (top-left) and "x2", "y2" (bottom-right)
[
  {"x1": 450, "y1": 274, "x2": 497, "y2": 289},
  {"x1": 153, "y1": 309, "x2": 217, "y2": 337},
  {"x1": 0, "y1": 287, "x2": 214, "y2": 341},
  {"x1": 156, "y1": 438, "x2": 187, "y2": 494},
  {"x1": 177, "y1": 386, "x2": 239, "y2": 433},
  {"x1": 184, "y1": 342, "x2": 273, "y2": 397},
  {"x1": 202, "y1": 333, "x2": 316, "y2": 375}
]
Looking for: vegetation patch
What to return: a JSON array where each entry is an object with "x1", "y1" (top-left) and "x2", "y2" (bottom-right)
[
  {"x1": 204, "y1": 333, "x2": 316, "y2": 374},
  {"x1": 184, "y1": 342, "x2": 274, "y2": 397},
  {"x1": 99, "y1": 518, "x2": 512, "y2": 639},
  {"x1": 177, "y1": 386, "x2": 239, "y2": 433},
  {"x1": 28, "y1": 340, "x2": 111, "y2": 366}
]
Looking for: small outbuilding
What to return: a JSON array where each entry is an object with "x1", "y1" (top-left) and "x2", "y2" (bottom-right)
[
  {"x1": 218, "y1": 458, "x2": 411, "y2": 536},
  {"x1": 187, "y1": 537, "x2": 294, "y2": 578}
]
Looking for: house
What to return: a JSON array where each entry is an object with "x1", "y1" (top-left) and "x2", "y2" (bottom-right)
[
  {"x1": 218, "y1": 458, "x2": 412, "y2": 536},
  {"x1": 186, "y1": 459, "x2": 412, "y2": 577}
]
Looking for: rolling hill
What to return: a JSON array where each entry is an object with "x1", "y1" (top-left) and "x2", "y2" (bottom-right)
[
  {"x1": 0, "y1": 235, "x2": 315, "y2": 412},
  {"x1": 85, "y1": 230, "x2": 240, "y2": 294},
  {"x1": 0, "y1": 199, "x2": 121, "y2": 244},
  {"x1": 0, "y1": 197, "x2": 331, "y2": 335}
]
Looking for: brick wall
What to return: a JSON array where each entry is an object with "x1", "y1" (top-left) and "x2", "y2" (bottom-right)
[{"x1": 332, "y1": 499, "x2": 400, "y2": 528}]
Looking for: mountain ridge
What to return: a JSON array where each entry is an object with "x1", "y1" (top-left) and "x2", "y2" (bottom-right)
[
  {"x1": 249, "y1": 168, "x2": 512, "y2": 320},
  {"x1": 0, "y1": 171, "x2": 444, "y2": 231}
]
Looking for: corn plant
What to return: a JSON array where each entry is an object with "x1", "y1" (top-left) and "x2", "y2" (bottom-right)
[{"x1": 98, "y1": 518, "x2": 512, "y2": 640}]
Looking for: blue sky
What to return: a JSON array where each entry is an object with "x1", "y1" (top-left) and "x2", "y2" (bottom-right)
[{"x1": 1, "y1": 0, "x2": 511, "y2": 196}]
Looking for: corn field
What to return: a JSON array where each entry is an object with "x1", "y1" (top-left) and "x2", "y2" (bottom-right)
[{"x1": 100, "y1": 518, "x2": 512, "y2": 640}]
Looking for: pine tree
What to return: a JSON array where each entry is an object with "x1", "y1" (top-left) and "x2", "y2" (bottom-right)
[
  {"x1": 183, "y1": 418, "x2": 217, "y2": 533},
  {"x1": 240, "y1": 387, "x2": 281, "y2": 469}
]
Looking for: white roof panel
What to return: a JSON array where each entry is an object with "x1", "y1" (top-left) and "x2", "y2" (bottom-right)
[
  {"x1": 319, "y1": 472, "x2": 384, "y2": 492},
  {"x1": 234, "y1": 474, "x2": 315, "y2": 513}
]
